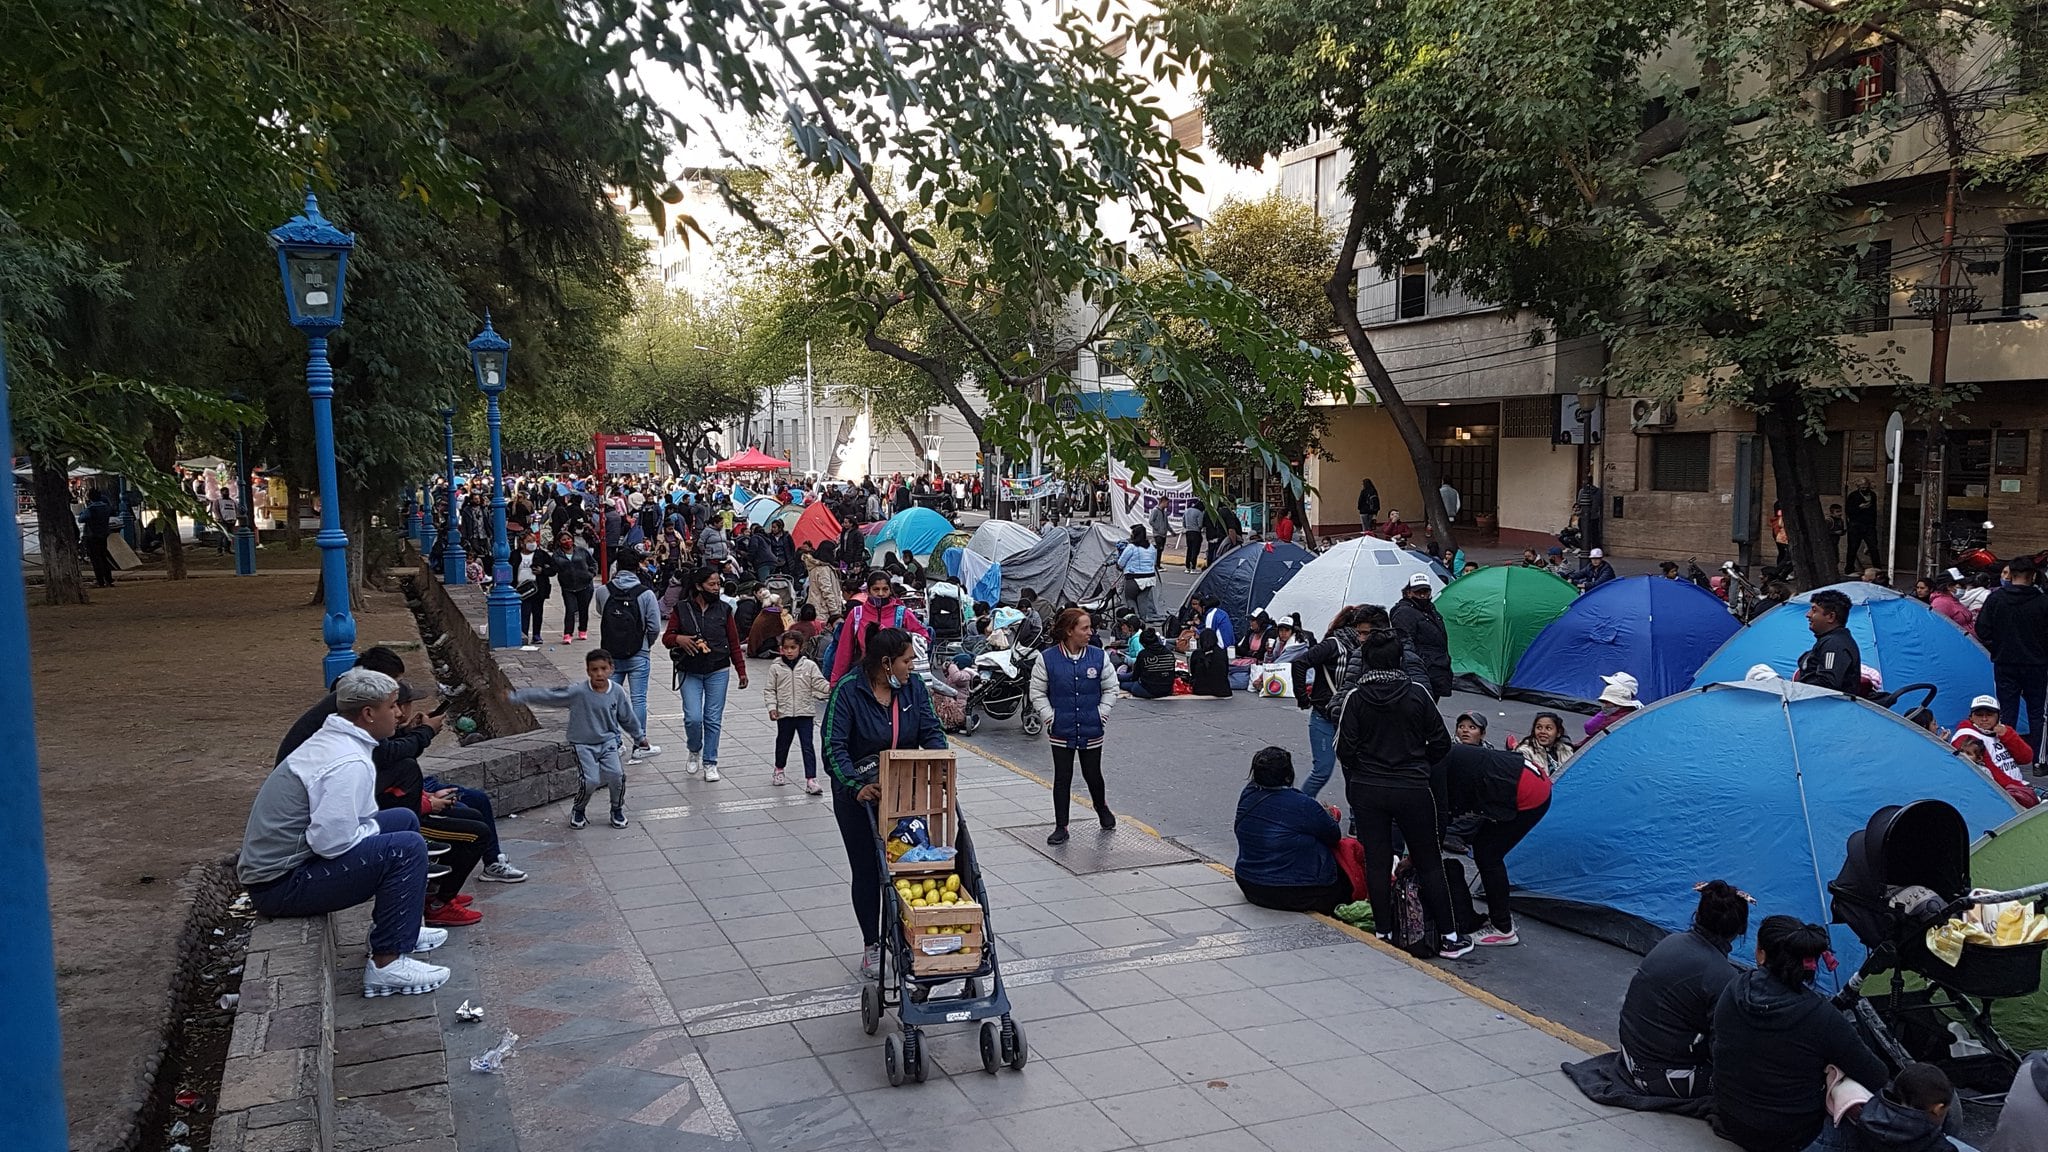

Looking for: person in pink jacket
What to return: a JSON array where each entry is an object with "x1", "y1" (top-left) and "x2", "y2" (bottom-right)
[
  {"x1": 825, "y1": 570, "x2": 929, "y2": 681},
  {"x1": 1926, "y1": 571, "x2": 1976, "y2": 636}
]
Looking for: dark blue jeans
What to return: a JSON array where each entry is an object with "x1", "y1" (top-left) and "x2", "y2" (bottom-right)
[
  {"x1": 248, "y1": 808, "x2": 428, "y2": 957},
  {"x1": 423, "y1": 777, "x2": 501, "y2": 860}
]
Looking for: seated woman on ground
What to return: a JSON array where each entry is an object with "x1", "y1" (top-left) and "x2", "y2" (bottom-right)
[
  {"x1": 1117, "y1": 629, "x2": 1179, "y2": 699},
  {"x1": 1512, "y1": 711, "x2": 1576, "y2": 776},
  {"x1": 1710, "y1": 915, "x2": 1888, "y2": 1152},
  {"x1": 1614, "y1": 880, "x2": 1751, "y2": 1102},
  {"x1": 1232, "y1": 747, "x2": 1360, "y2": 914}
]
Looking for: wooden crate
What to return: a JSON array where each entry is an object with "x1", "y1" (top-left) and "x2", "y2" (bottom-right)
[
  {"x1": 902, "y1": 898, "x2": 986, "y2": 975},
  {"x1": 878, "y1": 750, "x2": 956, "y2": 877}
]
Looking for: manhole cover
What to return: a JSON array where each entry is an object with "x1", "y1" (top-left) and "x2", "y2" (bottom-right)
[{"x1": 1003, "y1": 824, "x2": 1200, "y2": 875}]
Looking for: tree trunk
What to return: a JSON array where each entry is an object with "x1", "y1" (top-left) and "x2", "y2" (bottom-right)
[
  {"x1": 283, "y1": 483, "x2": 303, "y2": 551},
  {"x1": 1328, "y1": 151, "x2": 1456, "y2": 552},
  {"x1": 343, "y1": 497, "x2": 372, "y2": 605},
  {"x1": 655, "y1": 429, "x2": 684, "y2": 476},
  {"x1": 1759, "y1": 388, "x2": 1844, "y2": 589},
  {"x1": 30, "y1": 455, "x2": 89, "y2": 605},
  {"x1": 142, "y1": 417, "x2": 188, "y2": 580},
  {"x1": 896, "y1": 419, "x2": 931, "y2": 473},
  {"x1": 1284, "y1": 475, "x2": 1316, "y2": 550}
]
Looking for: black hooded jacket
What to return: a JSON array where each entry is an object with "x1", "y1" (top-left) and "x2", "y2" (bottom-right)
[
  {"x1": 1390, "y1": 597, "x2": 1453, "y2": 696},
  {"x1": 1334, "y1": 670, "x2": 1450, "y2": 788},
  {"x1": 1978, "y1": 581, "x2": 2048, "y2": 666},
  {"x1": 1845, "y1": 1090, "x2": 1953, "y2": 1152},
  {"x1": 1709, "y1": 968, "x2": 1888, "y2": 1152}
]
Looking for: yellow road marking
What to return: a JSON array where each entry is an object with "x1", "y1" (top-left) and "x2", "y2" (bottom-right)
[{"x1": 953, "y1": 734, "x2": 1611, "y2": 1056}]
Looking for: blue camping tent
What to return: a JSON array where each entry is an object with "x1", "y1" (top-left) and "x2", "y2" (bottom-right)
[
  {"x1": 1510, "y1": 680, "x2": 2018, "y2": 981},
  {"x1": 942, "y1": 546, "x2": 1003, "y2": 607},
  {"x1": 1691, "y1": 581, "x2": 1991, "y2": 715},
  {"x1": 1187, "y1": 540, "x2": 1313, "y2": 639},
  {"x1": 873, "y1": 507, "x2": 955, "y2": 558},
  {"x1": 1508, "y1": 576, "x2": 1741, "y2": 709}
]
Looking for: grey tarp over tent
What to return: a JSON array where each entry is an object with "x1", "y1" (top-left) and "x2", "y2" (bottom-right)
[{"x1": 998, "y1": 523, "x2": 1122, "y2": 606}]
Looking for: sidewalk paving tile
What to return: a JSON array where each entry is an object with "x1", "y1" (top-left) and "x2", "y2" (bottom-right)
[{"x1": 433, "y1": 637, "x2": 1734, "y2": 1152}]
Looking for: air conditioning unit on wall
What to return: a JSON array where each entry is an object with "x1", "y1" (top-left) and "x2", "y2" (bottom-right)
[{"x1": 1630, "y1": 399, "x2": 1677, "y2": 430}]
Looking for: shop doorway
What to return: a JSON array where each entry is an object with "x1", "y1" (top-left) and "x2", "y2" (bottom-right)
[{"x1": 1427, "y1": 404, "x2": 1498, "y2": 524}]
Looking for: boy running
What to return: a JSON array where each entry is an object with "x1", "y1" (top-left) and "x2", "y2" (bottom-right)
[{"x1": 511, "y1": 648, "x2": 644, "y2": 829}]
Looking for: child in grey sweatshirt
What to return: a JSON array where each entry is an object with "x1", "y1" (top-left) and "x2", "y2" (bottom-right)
[{"x1": 511, "y1": 648, "x2": 645, "y2": 829}]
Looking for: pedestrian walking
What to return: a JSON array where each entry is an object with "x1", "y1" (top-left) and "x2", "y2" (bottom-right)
[
  {"x1": 766, "y1": 631, "x2": 831, "y2": 794},
  {"x1": 821, "y1": 627, "x2": 947, "y2": 976},
  {"x1": 1030, "y1": 607, "x2": 1118, "y2": 845},
  {"x1": 1357, "y1": 477, "x2": 1380, "y2": 535},
  {"x1": 662, "y1": 567, "x2": 748, "y2": 782},
  {"x1": 1844, "y1": 479, "x2": 1879, "y2": 571},
  {"x1": 552, "y1": 531, "x2": 595, "y2": 643},
  {"x1": 594, "y1": 547, "x2": 664, "y2": 763},
  {"x1": 1976, "y1": 555, "x2": 2048, "y2": 763},
  {"x1": 80, "y1": 487, "x2": 118, "y2": 587},
  {"x1": 1147, "y1": 501, "x2": 1171, "y2": 555},
  {"x1": 1180, "y1": 501, "x2": 1206, "y2": 571},
  {"x1": 514, "y1": 530, "x2": 553, "y2": 648},
  {"x1": 511, "y1": 648, "x2": 644, "y2": 829},
  {"x1": 1288, "y1": 607, "x2": 1370, "y2": 803},
  {"x1": 1117, "y1": 525, "x2": 1161, "y2": 623},
  {"x1": 825, "y1": 570, "x2": 929, "y2": 681}
]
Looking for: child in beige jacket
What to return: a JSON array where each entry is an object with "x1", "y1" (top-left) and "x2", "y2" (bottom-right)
[{"x1": 765, "y1": 630, "x2": 832, "y2": 793}]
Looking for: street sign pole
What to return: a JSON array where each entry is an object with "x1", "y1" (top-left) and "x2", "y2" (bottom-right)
[{"x1": 1885, "y1": 411, "x2": 1905, "y2": 581}]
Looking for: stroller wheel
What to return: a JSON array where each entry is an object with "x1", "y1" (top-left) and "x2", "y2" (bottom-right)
[
  {"x1": 1022, "y1": 713, "x2": 1043, "y2": 737},
  {"x1": 904, "y1": 1028, "x2": 928, "y2": 1083},
  {"x1": 963, "y1": 708, "x2": 982, "y2": 735},
  {"x1": 979, "y1": 1020, "x2": 1002, "y2": 1075},
  {"x1": 1002, "y1": 1015, "x2": 1029, "y2": 1070},
  {"x1": 883, "y1": 1031, "x2": 906, "y2": 1088},
  {"x1": 860, "y1": 983, "x2": 880, "y2": 1036}
]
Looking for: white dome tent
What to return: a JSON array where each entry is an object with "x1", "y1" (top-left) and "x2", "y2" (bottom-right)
[{"x1": 1260, "y1": 537, "x2": 1445, "y2": 634}]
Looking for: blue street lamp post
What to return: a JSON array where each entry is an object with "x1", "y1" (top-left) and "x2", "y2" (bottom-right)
[
  {"x1": 268, "y1": 191, "x2": 358, "y2": 685},
  {"x1": 0, "y1": 304, "x2": 70, "y2": 1145},
  {"x1": 469, "y1": 315, "x2": 520, "y2": 648},
  {"x1": 231, "y1": 394, "x2": 257, "y2": 576},
  {"x1": 417, "y1": 483, "x2": 436, "y2": 558},
  {"x1": 441, "y1": 408, "x2": 467, "y2": 584}
]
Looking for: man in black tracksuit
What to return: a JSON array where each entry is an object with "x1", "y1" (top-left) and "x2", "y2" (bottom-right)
[
  {"x1": 1976, "y1": 556, "x2": 2048, "y2": 764},
  {"x1": 1796, "y1": 589, "x2": 1863, "y2": 695}
]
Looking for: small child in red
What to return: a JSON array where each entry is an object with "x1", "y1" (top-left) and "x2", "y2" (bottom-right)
[{"x1": 1952, "y1": 694, "x2": 2038, "y2": 808}]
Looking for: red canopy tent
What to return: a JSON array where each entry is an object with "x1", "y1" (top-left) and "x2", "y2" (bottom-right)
[
  {"x1": 710, "y1": 447, "x2": 792, "y2": 474},
  {"x1": 791, "y1": 501, "x2": 842, "y2": 551}
]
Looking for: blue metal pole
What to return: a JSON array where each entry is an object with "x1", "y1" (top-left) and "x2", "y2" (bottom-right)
[
  {"x1": 0, "y1": 309, "x2": 72, "y2": 1146},
  {"x1": 233, "y1": 426, "x2": 257, "y2": 576},
  {"x1": 305, "y1": 335, "x2": 356, "y2": 684},
  {"x1": 419, "y1": 482, "x2": 438, "y2": 559},
  {"x1": 441, "y1": 409, "x2": 467, "y2": 584},
  {"x1": 483, "y1": 392, "x2": 520, "y2": 647}
]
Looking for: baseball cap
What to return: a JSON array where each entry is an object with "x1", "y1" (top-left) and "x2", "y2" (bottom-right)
[
  {"x1": 1455, "y1": 711, "x2": 1488, "y2": 732},
  {"x1": 1405, "y1": 573, "x2": 1433, "y2": 589},
  {"x1": 1970, "y1": 694, "x2": 2002, "y2": 713},
  {"x1": 1590, "y1": 548, "x2": 1605, "y2": 558}
]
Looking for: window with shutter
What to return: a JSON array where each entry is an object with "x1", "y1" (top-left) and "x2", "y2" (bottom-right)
[
  {"x1": 1649, "y1": 433, "x2": 1714, "y2": 492},
  {"x1": 2008, "y1": 222, "x2": 2048, "y2": 312},
  {"x1": 1397, "y1": 265, "x2": 1429, "y2": 319},
  {"x1": 1169, "y1": 109, "x2": 1204, "y2": 152},
  {"x1": 1823, "y1": 45, "x2": 1896, "y2": 125},
  {"x1": 1357, "y1": 267, "x2": 1401, "y2": 326}
]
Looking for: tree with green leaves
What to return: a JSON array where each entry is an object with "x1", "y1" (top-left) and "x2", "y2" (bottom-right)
[
  {"x1": 1143, "y1": 193, "x2": 1337, "y2": 542},
  {"x1": 605, "y1": 286, "x2": 760, "y2": 472}
]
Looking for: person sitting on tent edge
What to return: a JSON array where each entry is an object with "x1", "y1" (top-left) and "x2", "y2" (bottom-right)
[
  {"x1": 1585, "y1": 672, "x2": 1644, "y2": 738},
  {"x1": 1796, "y1": 589, "x2": 1864, "y2": 696},
  {"x1": 1952, "y1": 694, "x2": 2041, "y2": 808}
]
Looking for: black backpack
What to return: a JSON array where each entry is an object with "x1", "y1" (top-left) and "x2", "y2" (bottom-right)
[{"x1": 599, "y1": 580, "x2": 646, "y2": 657}]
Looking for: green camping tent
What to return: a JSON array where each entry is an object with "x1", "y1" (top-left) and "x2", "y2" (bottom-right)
[
  {"x1": 1971, "y1": 806, "x2": 2048, "y2": 1052},
  {"x1": 1439, "y1": 565, "x2": 1579, "y2": 696}
]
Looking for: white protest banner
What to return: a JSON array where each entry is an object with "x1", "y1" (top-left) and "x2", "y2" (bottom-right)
[{"x1": 1108, "y1": 457, "x2": 1195, "y2": 533}]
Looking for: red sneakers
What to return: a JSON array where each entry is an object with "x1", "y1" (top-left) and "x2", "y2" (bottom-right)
[
  {"x1": 425, "y1": 899, "x2": 482, "y2": 927},
  {"x1": 449, "y1": 893, "x2": 475, "y2": 908}
]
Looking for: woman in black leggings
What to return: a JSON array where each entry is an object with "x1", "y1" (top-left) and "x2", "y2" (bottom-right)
[
  {"x1": 1335, "y1": 630, "x2": 1469, "y2": 958},
  {"x1": 551, "y1": 532, "x2": 595, "y2": 642},
  {"x1": 1029, "y1": 607, "x2": 1117, "y2": 845}
]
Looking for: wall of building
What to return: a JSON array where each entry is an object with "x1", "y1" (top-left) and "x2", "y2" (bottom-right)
[
  {"x1": 1304, "y1": 406, "x2": 1424, "y2": 534},
  {"x1": 1498, "y1": 436, "x2": 1581, "y2": 540}
]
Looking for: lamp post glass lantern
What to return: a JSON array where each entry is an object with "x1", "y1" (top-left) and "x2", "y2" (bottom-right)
[
  {"x1": 441, "y1": 408, "x2": 466, "y2": 585},
  {"x1": 470, "y1": 314, "x2": 520, "y2": 648},
  {"x1": 268, "y1": 191, "x2": 357, "y2": 685}
]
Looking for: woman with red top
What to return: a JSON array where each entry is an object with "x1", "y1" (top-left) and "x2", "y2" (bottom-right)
[{"x1": 1440, "y1": 743, "x2": 1554, "y2": 947}]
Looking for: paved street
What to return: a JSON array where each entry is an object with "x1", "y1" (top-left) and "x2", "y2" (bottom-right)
[{"x1": 423, "y1": 634, "x2": 1737, "y2": 1151}]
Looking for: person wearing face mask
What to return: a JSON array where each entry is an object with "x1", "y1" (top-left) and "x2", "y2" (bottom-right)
[
  {"x1": 822, "y1": 627, "x2": 948, "y2": 977},
  {"x1": 514, "y1": 531, "x2": 555, "y2": 649},
  {"x1": 662, "y1": 567, "x2": 749, "y2": 782},
  {"x1": 825, "y1": 569, "x2": 929, "y2": 681}
]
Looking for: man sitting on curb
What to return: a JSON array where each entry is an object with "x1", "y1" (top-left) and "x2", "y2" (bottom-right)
[{"x1": 239, "y1": 668, "x2": 451, "y2": 998}]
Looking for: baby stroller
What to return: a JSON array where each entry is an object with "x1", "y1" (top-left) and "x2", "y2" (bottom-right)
[
  {"x1": 860, "y1": 755, "x2": 1027, "y2": 1085},
  {"x1": 969, "y1": 640, "x2": 1041, "y2": 737},
  {"x1": 1828, "y1": 800, "x2": 2048, "y2": 1105},
  {"x1": 927, "y1": 581, "x2": 965, "y2": 642}
]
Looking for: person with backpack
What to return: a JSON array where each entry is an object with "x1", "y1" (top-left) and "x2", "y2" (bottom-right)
[
  {"x1": 594, "y1": 548, "x2": 664, "y2": 763},
  {"x1": 1335, "y1": 630, "x2": 1469, "y2": 959},
  {"x1": 662, "y1": 567, "x2": 748, "y2": 782},
  {"x1": 1289, "y1": 606, "x2": 1370, "y2": 803},
  {"x1": 825, "y1": 570, "x2": 929, "y2": 681}
]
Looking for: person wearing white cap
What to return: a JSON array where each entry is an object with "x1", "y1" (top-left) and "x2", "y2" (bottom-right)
[
  {"x1": 1570, "y1": 547, "x2": 1617, "y2": 591},
  {"x1": 1951, "y1": 694, "x2": 2039, "y2": 805},
  {"x1": 1390, "y1": 572, "x2": 1452, "y2": 699},
  {"x1": 1585, "y1": 671, "x2": 1643, "y2": 738}
]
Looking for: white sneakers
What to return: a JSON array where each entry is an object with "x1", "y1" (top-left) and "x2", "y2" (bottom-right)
[
  {"x1": 412, "y1": 925, "x2": 449, "y2": 952},
  {"x1": 860, "y1": 943, "x2": 883, "y2": 977},
  {"x1": 479, "y1": 858, "x2": 527, "y2": 883},
  {"x1": 684, "y1": 752, "x2": 702, "y2": 775},
  {"x1": 365, "y1": 954, "x2": 449, "y2": 998},
  {"x1": 629, "y1": 743, "x2": 662, "y2": 763},
  {"x1": 703, "y1": 765, "x2": 721, "y2": 782}
]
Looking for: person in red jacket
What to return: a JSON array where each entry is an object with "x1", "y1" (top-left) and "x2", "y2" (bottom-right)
[{"x1": 1953, "y1": 693, "x2": 2039, "y2": 807}]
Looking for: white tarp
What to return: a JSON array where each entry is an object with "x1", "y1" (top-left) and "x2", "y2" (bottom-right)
[
  {"x1": 1107, "y1": 458, "x2": 1194, "y2": 534},
  {"x1": 1260, "y1": 537, "x2": 1445, "y2": 635},
  {"x1": 965, "y1": 519, "x2": 1041, "y2": 563}
]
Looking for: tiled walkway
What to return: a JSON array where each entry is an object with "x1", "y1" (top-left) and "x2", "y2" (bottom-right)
[{"x1": 429, "y1": 638, "x2": 1734, "y2": 1152}]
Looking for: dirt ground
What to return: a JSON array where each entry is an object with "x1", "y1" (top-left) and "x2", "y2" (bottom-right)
[{"x1": 30, "y1": 569, "x2": 419, "y2": 1139}]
